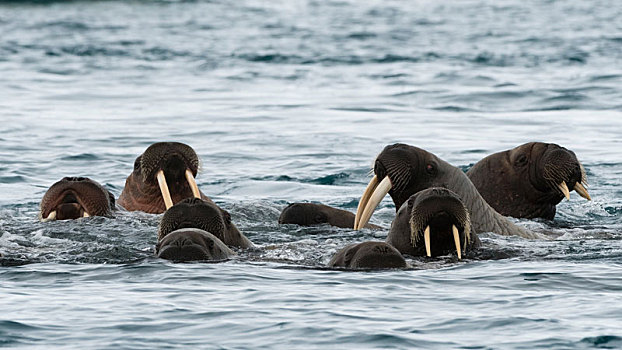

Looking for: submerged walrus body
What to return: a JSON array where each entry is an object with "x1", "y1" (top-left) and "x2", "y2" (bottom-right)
[
  {"x1": 118, "y1": 142, "x2": 212, "y2": 214},
  {"x1": 467, "y1": 142, "x2": 591, "y2": 220},
  {"x1": 354, "y1": 143, "x2": 541, "y2": 239},
  {"x1": 279, "y1": 203, "x2": 381, "y2": 229},
  {"x1": 40, "y1": 177, "x2": 115, "y2": 221}
]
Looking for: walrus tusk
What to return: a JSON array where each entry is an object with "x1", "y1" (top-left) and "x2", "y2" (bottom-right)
[
  {"x1": 424, "y1": 226, "x2": 431, "y2": 257},
  {"x1": 83, "y1": 212, "x2": 90, "y2": 218},
  {"x1": 574, "y1": 183, "x2": 591, "y2": 201},
  {"x1": 452, "y1": 225, "x2": 461, "y2": 260},
  {"x1": 354, "y1": 176, "x2": 392, "y2": 230},
  {"x1": 185, "y1": 169, "x2": 201, "y2": 199},
  {"x1": 354, "y1": 175, "x2": 378, "y2": 229},
  {"x1": 558, "y1": 181, "x2": 570, "y2": 200},
  {"x1": 42, "y1": 210, "x2": 57, "y2": 222},
  {"x1": 156, "y1": 170, "x2": 174, "y2": 210}
]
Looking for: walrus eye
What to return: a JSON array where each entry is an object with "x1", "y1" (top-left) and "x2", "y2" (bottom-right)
[
  {"x1": 515, "y1": 154, "x2": 528, "y2": 167},
  {"x1": 314, "y1": 213, "x2": 327, "y2": 223},
  {"x1": 425, "y1": 164, "x2": 436, "y2": 176}
]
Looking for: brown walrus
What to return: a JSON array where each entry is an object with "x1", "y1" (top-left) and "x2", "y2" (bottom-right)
[
  {"x1": 387, "y1": 187, "x2": 480, "y2": 259},
  {"x1": 466, "y1": 142, "x2": 591, "y2": 220},
  {"x1": 158, "y1": 197, "x2": 253, "y2": 249},
  {"x1": 40, "y1": 177, "x2": 115, "y2": 221},
  {"x1": 354, "y1": 143, "x2": 541, "y2": 239},
  {"x1": 118, "y1": 142, "x2": 211, "y2": 213},
  {"x1": 156, "y1": 228, "x2": 234, "y2": 262},
  {"x1": 279, "y1": 203, "x2": 381, "y2": 229},
  {"x1": 328, "y1": 241, "x2": 407, "y2": 269}
]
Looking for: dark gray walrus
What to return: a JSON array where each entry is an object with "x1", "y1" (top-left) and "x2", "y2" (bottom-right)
[
  {"x1": 387, "y1": 188, "x2": 480, "y2": 259},
  {"x1": 156, "y1": 228, "x2": 234, "y2": 262},
  {"x1": 279, "y1": 203, "x2": 381, "y2": 229},
  {"x1": 118, "y1": 142, "x2": 212, "y2": 214},
  {"x1": 466, "y1": 142, "x2": 591, "y2": 220},
  {"x1": 328, "y1": 241, "x2": 407, "y2": 269},
  {"x1": 158, "y1": 197, "x2": 253, "y2": 249},
  {"x1": 40, "y1": 177, "x2": 115, "y2": 221},
  {"x1": 354, "y1": 143, "x2": 541, "y2": 239}
]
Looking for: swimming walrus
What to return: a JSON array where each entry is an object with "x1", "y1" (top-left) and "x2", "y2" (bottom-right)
[
  {"x1": 466, "y1": 142, "x2": 591, "y2": 220},
  {"x1": 387, "y1": 187, "x2": 480, "y2": 259},
  {"x1": 39, "y1": 177, "x2": 115, "y2": 221},
  {"x1": 156, "y1": 228, "x2": 234, "y2": 262},
  {"x1": 158, "y1": 197, "x2": 253, "y2": 249},
  {"x1": 328, "y1": 241, "x2": 407, "y2": 269},
  {"x1": 118, "y1": 142, "x2": 211, "y2": 213},
  {"x1": 353, "y1": 143, "x2": 541, "y2": 239},
  {"x1": 279, "y1": 203, "x2": 381, "y2": 229}
]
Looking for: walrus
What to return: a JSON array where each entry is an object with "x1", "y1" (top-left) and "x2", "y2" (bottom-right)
[
  {"x1": 156, "y1": 228, "x2": 234, "y2": 262},
  {"x1": 279, "y1": 203, "x2": 381, "y2": 229},
  {"x1": 328, "y1": 241, "x2": 407, "y2": 269},
  {"x1": 466, "y1": 142, "x2": 591, "y2": 219},
  {"x1": 387, "y1": 187, "x2": 480, "y2": 259},
  {"x1": 158, "y1": 197, "x2": 253, "y2": 249},
  {"x1": 354, "y1": 143, "x2": 541, "y2": 239},
  {"x1": 118, "y1": 142, "x2": 210, "y2": 213},
  {"x1": 39, "y1": 177, "x2": 115, "y2": 221}
]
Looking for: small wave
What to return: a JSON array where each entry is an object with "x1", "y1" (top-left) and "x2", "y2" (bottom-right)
[{"x1": 580, "y1": 335, "x2": 622, "y2": 347}]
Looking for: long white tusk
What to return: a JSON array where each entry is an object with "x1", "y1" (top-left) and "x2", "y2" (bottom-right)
[
  {"x1": 41, "y1": 210, "x2": 57, "y2": 222},
  {"x1": 574, "y1": 183, "x2": 591, "y2": 201},
  {"x1": 424, "y1": 226, "x2": 431, "y2": 257},
  {"x1": 185, "y1": 169, "x2": 201, "y2": 199},
  {"x1": 452, "y1": 225, "x2": 461, "y2": 260},
  {"x1": 558, "y1": 181, "x2": 570, "y2": 200},
  {"x1": 354, "y1": 176, "x2": 392, "y2": 230},
  {"x1": 83, "y1": 212, "x2": 90, "y2": 218},
  {"x1": 156, "y1": 170, "x2": 174, "y2": 210},
  {"x1": 354, "y1": 175, "x2": 378, "y2": 229}
]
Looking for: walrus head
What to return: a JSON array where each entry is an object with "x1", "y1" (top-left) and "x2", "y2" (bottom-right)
[
  {"x1": 39, "y1": 177, "x2": 115, "y2": 221},
  {"x1": 156, "y1": 228, "x2": 233, "y2": 262},
  {"x1": 467, "y1": 142, "x2": 590, "y2": 219},
  {"x1": 157, "y1": 197, "x2": 253, "y2": 248},
  {"x1": 354, "y1": 143, "x2": 449, "y2": 230},
  {"x1": 158, "y1": 197, "x2": 231, "y2": 241},
  {"x1": 328, "y1": 241, "x2": 407, "y2": 269},
  {"x1": 118, "y1": 142, "x2": 203, "y2": 213},
  {"x1": 389, "y1": 188, "x2": 472, "y2": 259}
]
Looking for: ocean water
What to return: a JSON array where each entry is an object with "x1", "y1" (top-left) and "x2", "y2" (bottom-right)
[{"x1": 1, "y1": 0, "x2": 622, "y2": 348}]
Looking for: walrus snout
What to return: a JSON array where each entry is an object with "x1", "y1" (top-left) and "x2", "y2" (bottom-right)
[
  {"x1": 40, "y1": 177, "x2": 114, "y2": 221},
  {"x1": 541, "y1": 147, "x2": 589, "y2": 201}
]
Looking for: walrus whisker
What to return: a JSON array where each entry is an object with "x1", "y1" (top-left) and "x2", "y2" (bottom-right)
[
  {"x1": 156, "y1": 170, "x2": 174, "y2": 210},
  {"x1": 184, "y1": 169, "x2": 201, "y2": 199}
]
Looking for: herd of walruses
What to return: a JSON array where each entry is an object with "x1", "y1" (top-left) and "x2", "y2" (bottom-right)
[{"x1": 38, "y1": 141, "x2": 591, "y2": 269}]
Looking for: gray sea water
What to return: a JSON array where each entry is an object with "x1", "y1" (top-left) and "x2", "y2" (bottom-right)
[{"x1": 1, "y1": 0, "x2": 622, "y2": 348}]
